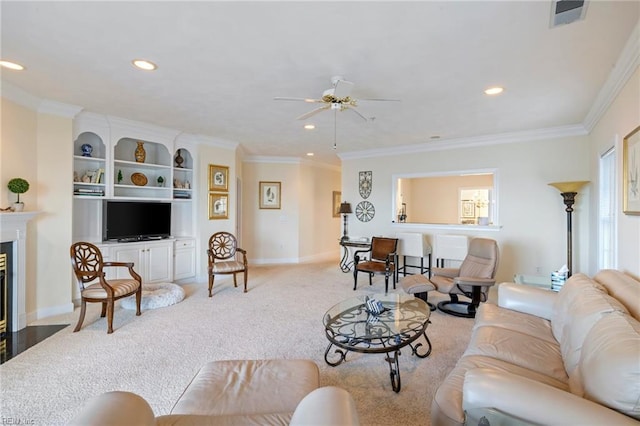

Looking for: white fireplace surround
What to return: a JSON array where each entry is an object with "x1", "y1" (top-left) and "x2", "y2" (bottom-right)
[{"x1": 1, "y1": 211, "x2": 38, "y2": 332}]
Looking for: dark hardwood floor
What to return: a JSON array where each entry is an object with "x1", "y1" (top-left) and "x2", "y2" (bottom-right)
[{"x1": 1, "y1": 324, "x2": 68, "y2": 364}]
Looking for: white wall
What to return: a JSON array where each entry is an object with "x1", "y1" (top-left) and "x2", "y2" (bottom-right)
[
  {"x1": 341, "y1": 134, "x2": 591, "y2": 283},
  {"x1": 197, "y1": 143, "x2": 237, "y2": 278},
  {"x1": 242, "y1": 159, "x2": 341, "y2": 264},
  {"x1": 589, "y1": 67, "x2": 640, "y2": 277},
  {"x1": 1, "y1": 98, "x2": 75, "y2": 321},
  {"x1": 35, "y1": 111, "x2": 75, "y2": 318}
]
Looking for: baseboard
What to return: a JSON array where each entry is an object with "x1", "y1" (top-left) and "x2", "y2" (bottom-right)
[
  {"x1": 251, "y1": 252, "x2": 339, "y2": 265},
  {"x1": 29, "y1": 302, "x2": 74, "y2": 323}
]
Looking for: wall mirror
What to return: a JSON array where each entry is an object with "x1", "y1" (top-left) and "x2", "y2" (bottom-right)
[{"x1": 392, "y1": 169, "x2": 497, "y2": 226}]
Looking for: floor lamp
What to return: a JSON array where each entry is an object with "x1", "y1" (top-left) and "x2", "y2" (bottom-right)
[
  {"x1": 548, "y1": 181, "x2": 589, "y2": 277},
  {"x1": 339, "y1": 202, "x2": 352, "y2": 242}
]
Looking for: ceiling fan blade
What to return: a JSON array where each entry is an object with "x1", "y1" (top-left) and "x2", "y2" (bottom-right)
[
  {"x1": 296, "y1": 105, "x2": 331, "y2": 120},
  {"x1": 347, "y1": 106, "x2": 369, "y2": 122},
  {"x1": 274, "y1": 97, "x2": 324, "y2": 103},
  {"x1": 333, "y1": 80, "x2": 354, "y2": 98},
  {"x1": 358, "y1": 98, "x2": 401, "y2": 102}
]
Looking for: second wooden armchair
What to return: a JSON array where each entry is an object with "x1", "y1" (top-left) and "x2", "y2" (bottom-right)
[
  {"x1": 207, "y1": 232, "x2": 248, "y2": 296},
  {"x1": 353, "y1": 237, "x2": 398, "y2": 293}
]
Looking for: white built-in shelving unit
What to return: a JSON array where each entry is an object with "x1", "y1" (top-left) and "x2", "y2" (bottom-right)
[{"x1": 71, "y1": 112, "x2": 197, "y2": 288}]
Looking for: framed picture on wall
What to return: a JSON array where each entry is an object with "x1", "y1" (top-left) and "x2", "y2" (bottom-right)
[
  {"x1": 208, "y1": 164, "x2": 229, "y2": 192},
  {"x1": 209, "y1": 193, "x2": 228, "y2": 220},
  {"x1": 623, "y1": 125, "x2": 640, "y2": 215},
  {"x1": 461, "y1": 200, "x2": 475, "y2": 218},
  {"x1": 259, "y1": 181, "x2": 281, "y2": 209},
  {"x1": 332, "y1": 191, "x2": 341, "y2": 217}
]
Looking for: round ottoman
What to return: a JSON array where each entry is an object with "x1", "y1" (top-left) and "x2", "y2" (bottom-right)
[{"x1": 121, "y1": 283, "x2": 185, "y2": 310}]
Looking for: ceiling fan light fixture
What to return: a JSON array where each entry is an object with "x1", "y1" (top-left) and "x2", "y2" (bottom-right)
[
  {"x1": 484, "y1": 86, "x2": 504, "y2": 95},
  {"x1": 132, "y1": 59, "x2": 157, "y2": 71},
  {"x1": 0, "y1": 60, "x2": 25, "y2": 71}
]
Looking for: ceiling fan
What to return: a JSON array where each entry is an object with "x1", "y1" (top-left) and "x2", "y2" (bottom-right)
[{"x1": 274, "y1": 76, "x2": 400, "y2": 122}]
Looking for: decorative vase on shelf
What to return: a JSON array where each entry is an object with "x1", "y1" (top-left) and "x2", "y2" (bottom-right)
[
  {"x1": 81, "y1": 143, "x2": 93, "y2": 157},
  {"x1": 175, "y1": 149, "x2": 184, "y2": 168},
  {"x1": 135, "y1": 141, "x2": 146, "y2": 163},
  {"x1": 12, "y1": 202, "x2": 24, "y2": 212}
]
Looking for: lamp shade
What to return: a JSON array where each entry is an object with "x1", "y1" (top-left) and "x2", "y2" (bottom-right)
[
  {"x1": 548, "y1": 181, "x2": 589, "y2": 193},
  {"x1": 339, "y1": 202, "x2": 352, "y2": 214}
]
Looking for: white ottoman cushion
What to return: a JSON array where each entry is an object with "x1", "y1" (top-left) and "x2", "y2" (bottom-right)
[{"x1": 121, "y1": 282, "x2": 185, "y2": 310}]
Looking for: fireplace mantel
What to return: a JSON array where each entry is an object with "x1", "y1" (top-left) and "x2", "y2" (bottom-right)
[{"x1": 1, "y1": 211, "x2": 39, "y2": 331}]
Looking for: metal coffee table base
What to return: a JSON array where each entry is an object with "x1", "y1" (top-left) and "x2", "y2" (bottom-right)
[{"x1": 324, "y1": 330, "x2": 432, "y2": 392}]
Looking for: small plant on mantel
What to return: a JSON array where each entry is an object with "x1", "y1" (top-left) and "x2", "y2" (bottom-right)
[
  {"x1": 157, "y1": 176, "x2": 165, "y2": 187},
  {"x1": 7, "y1": 177, "x2": 30, "y2": 212}
]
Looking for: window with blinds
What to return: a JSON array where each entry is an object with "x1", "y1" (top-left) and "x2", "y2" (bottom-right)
[{"x1": 598, "y1": 147, "x2": 616, "y2": 269}]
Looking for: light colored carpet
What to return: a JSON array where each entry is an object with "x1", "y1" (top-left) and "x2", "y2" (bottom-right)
[{"x1": 0, "y1": 261, "x2": 473, "y2": 425}]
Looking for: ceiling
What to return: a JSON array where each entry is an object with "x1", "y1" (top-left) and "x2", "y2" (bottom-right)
[{"x1": 1, "y1": 1, "x2": 638, "y2": 165}]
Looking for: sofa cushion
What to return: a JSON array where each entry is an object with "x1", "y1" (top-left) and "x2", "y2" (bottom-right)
[
  {"x1": 551, "y1": 273, "x2": 606, "y2": 342},
  {"x1": 594, "y1": 269, "x2": 640, "y2": 321},
  {"x1": 579, "y1": 312, "x2": 640, "y2": 420},
  {"x1": 551, "y1": 273, "x2": 630, "y2": 376},
  {"x1": 158, "y1": 413, "x2": 290, "y2": 425},
  {"x1": 474, "y1": 303, "x2": 556, "y2": 344},
  {"x1": 431, "y1": 354, "x2": 570, "y2": 426},
  {"x1": 463, "y1": 326, "x2": 567, "y2": 382},
  {"x1": 171, "y1": 359, "x2": 319, "y2": 418}
]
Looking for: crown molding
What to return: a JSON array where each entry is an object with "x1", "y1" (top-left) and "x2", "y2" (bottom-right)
[
  {"x1": 338, "y1": 124, "x2": 588, "y2": 161},
  {"x1": 1, "y1": 81, "x2": 82, "y2": 117},
  {"x1": 192, "y1": 134, "x2": 239, "y2": 150},
  {"x1": 583, "y1": 20, "x2": 640, "y2": 132},
  {"x1": 1, "y1": 80, "x2": 41, "y2": 110},
  {"x1": 2, "y1": 80, "x2": 81, "y2": 117},
  {"x1": 242, "y1": 155, "x2": 340, "y2": 170},
  {"x1": 243, "y1": 156, "x2": 301, "y2": 164},
  {"x1": 38, "y1": 100, "x2": 82, "y2": 118}
]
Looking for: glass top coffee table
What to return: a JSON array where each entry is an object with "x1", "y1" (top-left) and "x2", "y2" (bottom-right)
[{"x1": 323, "y1": 293, "x2": 432, "y2": 392}]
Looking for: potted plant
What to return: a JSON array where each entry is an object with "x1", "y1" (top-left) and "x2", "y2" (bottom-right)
[
  {"x1": 7, "y1": 177, "x2": 29, "y2": 212},
  {"x1": 157, "y1": 176, "x2": 165, "y2": 187}
]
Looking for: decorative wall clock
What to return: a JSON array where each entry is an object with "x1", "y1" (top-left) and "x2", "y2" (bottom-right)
[
  {"x1": 359, "y1": 171, "x2": 372, "y2": 199},
  {"x1": 355, "y1": 200, "x2": 375, "y2": 222}
]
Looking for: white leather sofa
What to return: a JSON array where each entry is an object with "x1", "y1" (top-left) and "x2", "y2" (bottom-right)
[
  {"x1": 71, "y1": 359, "x2": 360, "y2": 425},
  {"x1": 431, "y1": 269, "x2": 640, "y2": 425}
]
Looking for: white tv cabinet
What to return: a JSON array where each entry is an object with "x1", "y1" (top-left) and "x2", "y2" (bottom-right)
[{"x1": 107, "y1": 240, "x2": 174, "y2": 283}]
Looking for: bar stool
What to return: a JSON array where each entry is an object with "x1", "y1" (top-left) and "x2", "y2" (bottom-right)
[
  {"x1": 396, "y1": 233, "x2": 435, "y2": 310},
  {"x1": 396, "y1": 233, "x2": 432, "y2": 278}
]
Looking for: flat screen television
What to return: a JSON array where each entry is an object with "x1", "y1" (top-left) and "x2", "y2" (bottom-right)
[{"x1": 103, "y1": 201, "x2": 171, "y2": 242}]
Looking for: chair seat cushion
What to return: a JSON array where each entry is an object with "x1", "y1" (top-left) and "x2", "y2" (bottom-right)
[
  {"x1": 356, "y1": 260, "x2": 394, "y2": 274},
  {"x1": 82, "y1": 279, "x2": 139, "y2": 299},
  {"x1": 171, "y1": 359, "x2": 319, "y2": 418},
  {"x1": 211, "y1": 260, "x2": 245, "y2": 273}
]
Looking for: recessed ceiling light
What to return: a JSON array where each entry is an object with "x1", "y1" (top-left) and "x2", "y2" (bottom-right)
[
  {"x1": 0, "y1": 60, "x2": 25, "y2": 71},
  {"x1": 132, "y1": 59, "x2": 157, "y2": 71},
  {"x1": 484, "y1": 86, "x2": 504, "y2": 95},
  {"x1": 303, "y1": 124, "x2": 315, "y2": 130},
  {"x1": 306, "y1": 152, "x2": 314, "y2": 156}
]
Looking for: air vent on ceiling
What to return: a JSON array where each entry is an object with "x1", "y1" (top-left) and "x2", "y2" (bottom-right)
[{"x1": 550, "y1": 0, "x2": 588, "y2": 28}]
